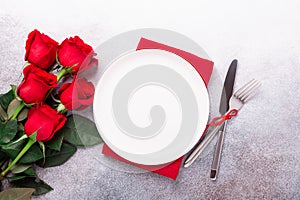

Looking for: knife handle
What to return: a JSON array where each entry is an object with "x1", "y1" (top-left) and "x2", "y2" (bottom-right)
[
  {"x1": 210, "y1": 122, "x2": 227, "y2": 180},
  {"x1": 184, "y1": 123, "x2": 224, "y2": 168}
]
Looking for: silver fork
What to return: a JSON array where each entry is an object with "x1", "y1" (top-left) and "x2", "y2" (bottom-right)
[{"x1": 184, "y1": 79, "x2": 261, "y2": 168}]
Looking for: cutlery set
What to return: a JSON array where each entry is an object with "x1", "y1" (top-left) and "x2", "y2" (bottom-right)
[
  {"x1": 184, "y1": 60, "x2": 261, "y2": 180},
  {"x1": 210, "y1": 59, "x2": 237, "y2": 180}
]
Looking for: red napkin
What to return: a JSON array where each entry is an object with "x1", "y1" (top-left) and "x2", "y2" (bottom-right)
[{"x1": 102, "y1": 38, "x2": 214, "y2": 180}]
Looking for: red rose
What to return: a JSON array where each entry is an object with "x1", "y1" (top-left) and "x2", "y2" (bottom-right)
[
  {"x1": 24, "y1": 104, "x2": 67, "y2": 142},
  {"x1": 17, "y1": 64, "x2": 57, "y2": 104},
  {"x1": 57, "y1": 36, "x2": 98, "y2": 74},
  {"x1": 59, "y1": 77, "x2": 95, "y2": 110},
  {"x1": 25, "y1": 29, "x2": 58, "y2": 69}
]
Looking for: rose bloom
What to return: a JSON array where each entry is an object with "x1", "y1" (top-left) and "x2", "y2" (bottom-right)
[
  {"x1": 57, "y1": 36, "x2": 98, "y2": 74},
  {"x1": 59, "y1": 77, "x2": 95, "y2": 110},
  {"x1": 25, "y1": 29, "x2": 58, "y2": 69},
  {"x1": 24, "y1": 104, "x2": 67, "y2": 142},
  {"x1": 17, "y1": 64, "x2": 57, "y2": 104}
]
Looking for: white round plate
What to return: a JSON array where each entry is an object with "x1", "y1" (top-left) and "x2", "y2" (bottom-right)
[{"x1": 93, "y1": 49, "x2": 209, "y2": 165}]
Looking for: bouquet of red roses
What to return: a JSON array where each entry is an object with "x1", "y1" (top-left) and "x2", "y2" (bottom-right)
[{"x1": 0, "y1": 30, "x2": 102, "y2": 198}]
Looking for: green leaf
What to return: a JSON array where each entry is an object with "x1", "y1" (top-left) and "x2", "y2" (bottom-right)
[
  {"x1": 0, "y1": 188, "x2": 35, "y2": 200},
  {"x1": 11, "y1": 164, "x2": 31, "y2": 174},
  {"x1": 0, "y1": 105, "x2": 8, "y2": 121},
  {"x1": 17, "y1": 108, "x2": 28, "y2": 122},
  {"x1": 62, "y1": 114, "x2": 103, "y2": 146},
  {"x1": 45, "y1": 133, "x2": 64, "y2": 151},
  {"x1": 2, "y1": 139, "x2": 42, "y2": 164},
  {"x1": 0, "y1": 120, "x2": 18, "y2": 145},
  {"x1": 19, "y1": 143, "x2": 43, "y2": 164},
  {"x1": 10, "y1": 85, "x2": 17, "y2": 95},
  {"x1": 7, "y1": 134, "x2": 27, "y2": 147},
  {"x1": 1, "y1": 138, "x2": 25, "y2": 159},
  {"x1": 38, "y1": 141, "x2": 45, "y2": 162},
  {"x1": 12, "y1": 178, "x2": 53, "y2": 196},
  {"x1": 7, "y1": 98, "x2": 21, "y2": 119},
  {"x1": 17, "y1": 123, "x2": 24, "y2": 132},
  {"x1": 0, "y1": 151, "x2": 8, "y2": 168},
  {"x1": 6, "y1": 175, "x2": 27, "y2": 181},
  {"x1": 0, "y1": 88, "x2": 15, "y2": 111},
  {"x1": 7, "y1": 167, "x2": 36, "y2": 181},
  {"x1": 38, "y1": 142, "x2": 76, "y2": 168},
  {"x1": 23, "y1": 168, "x2": 36, "y2": 177}
]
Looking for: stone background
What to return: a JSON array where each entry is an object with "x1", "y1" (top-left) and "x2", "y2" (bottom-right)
[{"x1": 0, "y1": 0, "x2": 300, "y2": 199}]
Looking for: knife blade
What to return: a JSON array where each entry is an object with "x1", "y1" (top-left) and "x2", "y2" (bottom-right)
[
  {"x1": 210, "y1": 59, "x2": 237, "y2": 180},
  {"x1": 219, "y1": 59, "x2": 237, "y2": 115}
]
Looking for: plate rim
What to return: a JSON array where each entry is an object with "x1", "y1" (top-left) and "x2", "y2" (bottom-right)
[{"x1": 93, "y1": 48, "x2": 210, "y2": 165}]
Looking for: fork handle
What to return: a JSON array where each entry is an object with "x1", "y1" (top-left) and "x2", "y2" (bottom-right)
[{"x1": 184, "y1": 122, "x2": 224, "y2": 168}]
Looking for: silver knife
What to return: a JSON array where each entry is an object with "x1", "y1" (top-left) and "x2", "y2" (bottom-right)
[
  {"x1": 210, "y1": 59, "x2": 237, "y2": 180},
  {"x1": 184, "y1": 60, "x2": 237, "y2": 168}
]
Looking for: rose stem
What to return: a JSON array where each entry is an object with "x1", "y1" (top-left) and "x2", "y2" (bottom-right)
[
  {"x1": 0, "y1": 138, "x2": 35, "y2": 178},
  {"x1": 10, "y1": 101, "x2": 25, "y2": 120},
  {"x1": 56, "y1": 68, "x2": 68, "y2": 82},
  {"x1": 44, "y1": 68, "x2": 69, "y2": 101}
]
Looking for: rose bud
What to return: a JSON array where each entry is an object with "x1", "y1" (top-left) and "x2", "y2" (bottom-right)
[
  {"x1": 59, "y1": 77, "x2": 95, "y2": 110},
  {"x1": 17, "y1": 64, "x2": 57, "y2": 104},
  {"x1": 57, "y1": 36, "x2": 98, "y2": 74},
  {"x1": 25, "y1": 29, "x2": 59, "y2": 69},
  {"x1": 24, "y1": 104, "x2": 67, "y2": 142}
]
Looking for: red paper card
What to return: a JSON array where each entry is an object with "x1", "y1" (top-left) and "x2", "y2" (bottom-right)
[{"x1": 102, "y1": 38, "x2": 214, "y2": 180}]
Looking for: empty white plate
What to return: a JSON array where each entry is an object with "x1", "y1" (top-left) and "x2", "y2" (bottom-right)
[{"x1": 93, "y1": 49, "x2": 209, "y2": 165}]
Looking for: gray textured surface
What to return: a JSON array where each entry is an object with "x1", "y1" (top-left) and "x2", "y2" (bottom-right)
[{"x1": 1, "y1": 0, "x2": 300, "y2": 199}]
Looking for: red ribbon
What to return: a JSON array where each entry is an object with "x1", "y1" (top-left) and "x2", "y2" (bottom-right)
[{"x1": 207, "y1": 109, "x2": 238, "y2": 127}]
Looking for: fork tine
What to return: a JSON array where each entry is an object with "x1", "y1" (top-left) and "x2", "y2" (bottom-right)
[
  {"x1": 234, "y1": 79, "x2": 256, "y2": 98},
  {"x1": 238, "y1": 80, "x2": 259, "y2": 98},
  {"x1": 238, "y1": 80, "x2": 260, "y2": 100},
  {"x1": 242, "y1": 82, "x2": 262, "y2": 102}
]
